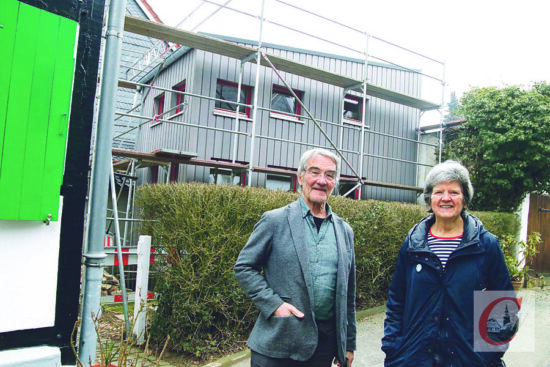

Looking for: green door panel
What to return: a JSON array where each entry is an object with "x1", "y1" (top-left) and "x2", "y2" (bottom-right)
[{"x1": 0, "y1": 0, "x2": 78, "y2": 221}]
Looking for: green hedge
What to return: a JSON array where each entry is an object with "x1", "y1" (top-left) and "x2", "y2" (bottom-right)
[{"x1": 136, "y1": 183, "x2": 519, "y2": 357}]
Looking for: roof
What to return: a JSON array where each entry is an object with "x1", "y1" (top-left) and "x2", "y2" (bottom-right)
[{"x1": 123, "y1": 15, "x2": 440, "y2": 111}]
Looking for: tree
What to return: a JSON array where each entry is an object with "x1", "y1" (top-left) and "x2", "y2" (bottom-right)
[
  {"x1": 442, "y1": 82, "x2": 550, "y2": 212},
  {"x1": 444, "y1": 91, "x2": 463, "y2": 122}
]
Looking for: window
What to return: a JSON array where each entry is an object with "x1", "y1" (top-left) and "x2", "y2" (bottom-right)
[
  {"x1": 172, "y1": 82, "x2": 186, "y2": 114},
  {"x1": 338, "y1": 182, "x2": 360, "y2": 200},
  {"x1": 152, "y1": 94, "x2": 165, "y2": 126},
  {"x1": 215, "y1": 79, "x2": 252, "y2": 118},
  {"x1": 271, "y1": 85, "x2": 303, "y2": 121},
  {"x1": 209, "y1": 169, "x2": 241, "y2": 186},
  {"x1": 266, "y1": 175, "x2": 292, "y2": 191},
  {"x1": 343, "y1": 94, "x2": 364, "y2": 124}
]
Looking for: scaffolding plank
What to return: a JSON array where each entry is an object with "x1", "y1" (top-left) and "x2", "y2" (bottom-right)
[
  {"x1": 112, "y1": 148, "x2": 248, "y2": 170},
  {"x1": 124, "y1": 16, "x2": 439, "y2": 111}
]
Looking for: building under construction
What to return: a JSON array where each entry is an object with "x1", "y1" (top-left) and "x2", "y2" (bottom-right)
[{"x1": 110, "y1": 0, "x2": 444, "y2": 208}]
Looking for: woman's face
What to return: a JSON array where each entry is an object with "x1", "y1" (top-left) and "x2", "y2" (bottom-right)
[{"x1": 431, "y1": 181, "x2": 464, "y2": 221}]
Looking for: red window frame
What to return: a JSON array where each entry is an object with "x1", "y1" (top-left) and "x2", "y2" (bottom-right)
[
  {"x1": 215, "y1": 79, "x2": 252, "y2": 118},
  {"x1": 173, "y1": 83, "x2": 186, "y2": 114},
  {"x1": 153, "y1": 94, "x2": 165, "y2": 125}
]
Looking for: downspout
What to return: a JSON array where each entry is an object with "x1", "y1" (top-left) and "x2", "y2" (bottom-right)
[{"x1": 79, "y1": 0, "x2": 127, "y2": 364}]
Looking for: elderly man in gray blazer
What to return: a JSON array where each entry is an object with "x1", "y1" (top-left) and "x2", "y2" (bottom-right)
[{"x1": 235, "y1": 148, "x2": 357, "y2": 367}]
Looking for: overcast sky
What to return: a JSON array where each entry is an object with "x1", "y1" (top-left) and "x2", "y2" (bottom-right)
[{"x1": 148, "y1": 0, "x2": 550, "y2": 111}]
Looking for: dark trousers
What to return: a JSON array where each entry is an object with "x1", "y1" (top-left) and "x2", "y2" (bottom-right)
[{"x1": 251, "y1": 326, "x2": 337, "y2": 367}]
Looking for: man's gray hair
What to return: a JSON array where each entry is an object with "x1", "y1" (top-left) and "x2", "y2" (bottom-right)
[
  {"x1": 423, "y1": 160, "x2": 474, "y2": 211},
  {"x1": 297, "y1": 148, "x2": 341, "y2": 183}
]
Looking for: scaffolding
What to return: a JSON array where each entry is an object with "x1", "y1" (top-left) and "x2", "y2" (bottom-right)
[{"x1": 111, "y1": 0, "x2": 445, "y2": 207}]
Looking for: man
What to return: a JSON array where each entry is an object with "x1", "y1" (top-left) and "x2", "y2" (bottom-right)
[{"x1": 234, "y1": 148, "x2": 356, "y2": 367}]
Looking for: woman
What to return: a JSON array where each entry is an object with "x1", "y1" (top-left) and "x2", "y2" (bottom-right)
[{"x1": 382, "y1": 160, "x2": 513, "y2": 367}]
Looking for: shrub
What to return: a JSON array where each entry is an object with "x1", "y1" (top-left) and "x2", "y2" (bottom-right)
[{"x1": 136, "y1": 183, "x2": 519, "y2": 358}]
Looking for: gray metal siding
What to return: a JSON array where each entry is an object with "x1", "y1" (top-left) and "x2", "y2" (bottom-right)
[
  {"x1": 112, "y1": 0, "x2": 168, "y2": 150},
  {"x1": 135, "y1": 42, "x2": 424, "y2": 202}
]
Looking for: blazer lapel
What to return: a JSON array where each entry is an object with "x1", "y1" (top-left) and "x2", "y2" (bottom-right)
[{"x1": 287, "y1": 199, "x2": 315, "y2": 302}]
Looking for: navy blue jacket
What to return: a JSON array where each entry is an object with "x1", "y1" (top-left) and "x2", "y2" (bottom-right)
[{"x1": 382, "y1": 213, "x2": 513, "y2": 367}]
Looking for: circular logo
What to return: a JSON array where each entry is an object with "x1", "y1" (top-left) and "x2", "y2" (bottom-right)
[{"x1": 478, "y1": 296, "x2": 522, "y2": 345}]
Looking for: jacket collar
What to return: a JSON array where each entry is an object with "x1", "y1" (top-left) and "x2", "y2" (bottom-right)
[
  {"x1": 407, "y1": 211, "x2": 486, "y2": 252},
  {"x1": 298, "y1": 196, "x2": 334, "y2": 221}
]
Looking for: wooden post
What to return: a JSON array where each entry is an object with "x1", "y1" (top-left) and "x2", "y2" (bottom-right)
[{"x1": 132, "y1": 235, "x2": 151, "y2": 343}]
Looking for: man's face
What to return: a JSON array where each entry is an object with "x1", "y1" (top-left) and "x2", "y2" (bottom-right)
[{"x1": 297, "y1": 154, "x2": 337, "y2": 209}]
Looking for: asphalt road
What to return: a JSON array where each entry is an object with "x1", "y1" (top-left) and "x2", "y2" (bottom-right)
[{"x1": 213, "y1": 282, "x2": 550, "y2": 367}]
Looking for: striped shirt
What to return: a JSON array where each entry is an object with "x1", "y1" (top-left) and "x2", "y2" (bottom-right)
[{"x1": 427, "y1": 230, "x2": 462, "y2": 269}]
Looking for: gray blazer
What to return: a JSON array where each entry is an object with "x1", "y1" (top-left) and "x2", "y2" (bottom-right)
[{"x1": 234, "y1": 199, "x2": 357, "y2": 366}]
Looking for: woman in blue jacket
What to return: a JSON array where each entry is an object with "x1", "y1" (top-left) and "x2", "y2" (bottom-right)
[{"x1": 382, "y1": 160, "x2": 514, "y2": 367}]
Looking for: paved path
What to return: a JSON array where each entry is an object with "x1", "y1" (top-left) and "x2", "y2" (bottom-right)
[
  {"x1": 503, "y1": 286, "x2": 550, "y2": 367},
  {"x1": 209, "y1": 283, "x2": 550, "y2": 367}
]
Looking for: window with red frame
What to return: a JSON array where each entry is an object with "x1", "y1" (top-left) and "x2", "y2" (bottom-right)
[
  {"x1": 215, "y1": 79, "x2": 252, "y2": 117},
  {"x1": 343, "y1": 94, "x2": 364, "y2": 124},
  {"x1": 152, "y1": 94, "x2": 165, "y2": 126},
  {"x1": 172, "y1": 82, "x2": 186, "y2": 114},
  {"x1": 271, "y1": 85, "x2": 303, "y2": 120}
]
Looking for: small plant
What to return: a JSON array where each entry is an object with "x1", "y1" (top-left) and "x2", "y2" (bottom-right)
[
  {"x1": 71, "y1": 307, "x2": 170, "y2": 367},
  {"x1": 98, "y1": 339, "x2": 120, "y2": 366},
  {"x1": 500, "y1": 232, "x2": 540, "y2": 283}
]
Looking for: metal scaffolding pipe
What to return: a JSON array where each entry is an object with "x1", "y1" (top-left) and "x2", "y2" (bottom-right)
[
  {"x1": 79, "y1": 0, "x2": 127, "y2": 363},
  {"x1": 232, "y1": 62, "x2": 245, "y2": 163},
  {"x1": 438, "y1": 62, "x2": 446, "y2": 163},
  {"x1": 115, "y1": 112, "x2": 250, "y2": 136},
  {"x1": 358, "y1": 33, "x2": 370, "y2": 187},
  {"x1": 248, "y1": 0, "x2": 265, "y2": 187}
]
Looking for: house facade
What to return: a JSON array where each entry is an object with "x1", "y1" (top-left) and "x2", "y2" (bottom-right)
[{"x1": 127, "y1": 33, "x2": 437, "y2": 203}]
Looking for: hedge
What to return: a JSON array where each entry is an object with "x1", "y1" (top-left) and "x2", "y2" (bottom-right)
[{"x1": 136, "y1": 183, "x2": 519, "y2": 357}]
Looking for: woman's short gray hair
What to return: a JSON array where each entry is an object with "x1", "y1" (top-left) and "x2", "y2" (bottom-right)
[
  {"x1": 297, "y1": 148, "x2": 341, "y2": 183},
  {"x1": 423, "y1": 160, "x2": 474, "y2": 211}
]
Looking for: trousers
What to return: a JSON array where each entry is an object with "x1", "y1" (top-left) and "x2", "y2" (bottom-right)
[{"x1": 251, "y1": 325, "x2": 337, "y2": 367}]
